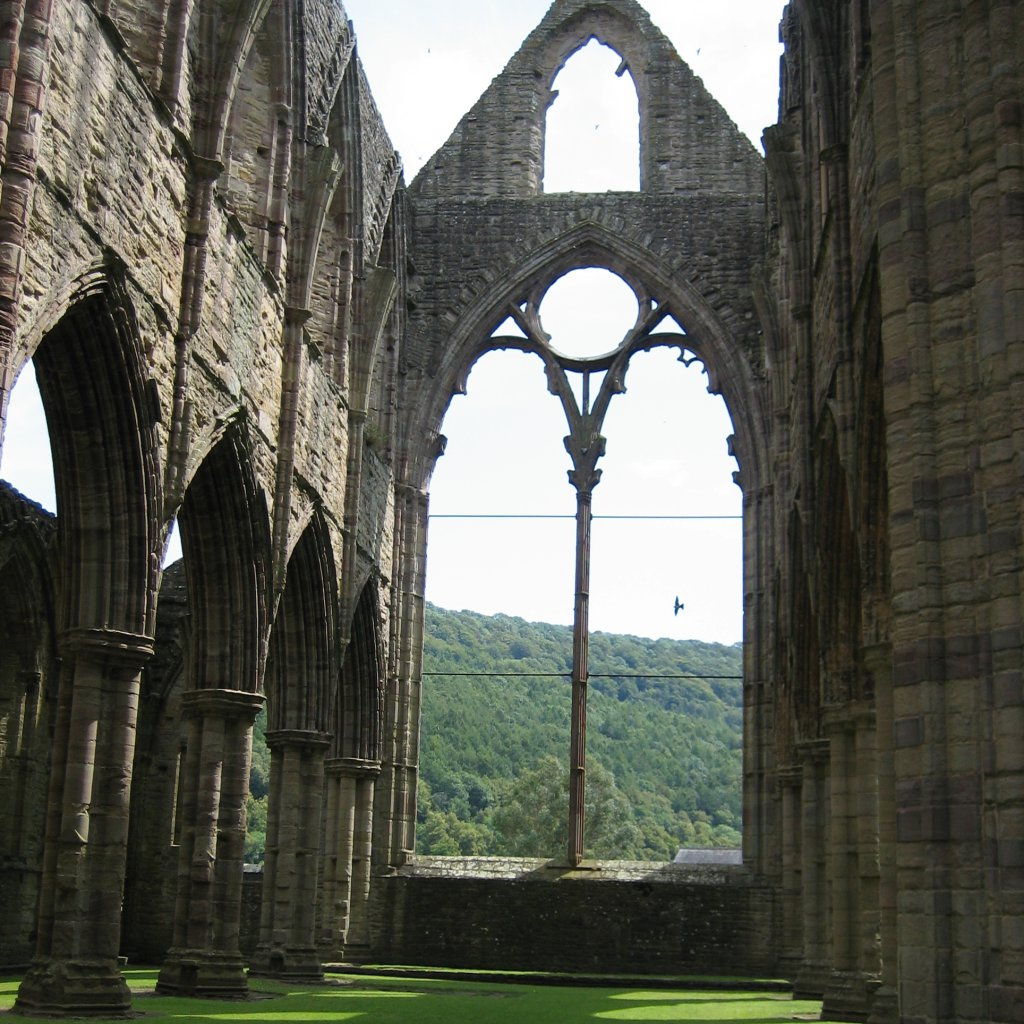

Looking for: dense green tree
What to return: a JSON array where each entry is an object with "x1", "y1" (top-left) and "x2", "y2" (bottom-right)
[
  {"x1": 492, "y1": 754, "x2": 643, "y2": 859},
  {"x1": 245, "y1": 603, "x2": 743, "y2": 863},
  {"x1": 418, "y1": 603, "x2": 743, "y2": 859},
  {"x1": 244, "y1": 792, "x2": 267, "y2": 865}
]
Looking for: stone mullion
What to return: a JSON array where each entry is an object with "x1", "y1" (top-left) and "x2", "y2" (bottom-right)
[{"x1": 16, "y1": 629, "x2": 153, "y2": 1017}]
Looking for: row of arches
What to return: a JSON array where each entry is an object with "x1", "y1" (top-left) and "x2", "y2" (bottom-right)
[{"x1": 0, "y1": 274, "x2": 389, "y2": 1008}]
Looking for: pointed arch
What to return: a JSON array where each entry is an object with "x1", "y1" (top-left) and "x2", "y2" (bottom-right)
[
  {"x1": 404, "y1": 221, "x2": 768, "y2": 497},
  {"x1": 333, "y1": 580, "x2": 385, "y2": 764},
  {"x1": 265, "y1": 512, "x2": 337, "y2": 733},
  {"x1": 814, "y1": 408, "x2": 860, "y2": 706},
  {"x1": 178, "y1": 426, "x2": 271, "y2": 693},
  {"x1": 187, "y1": 0, "x2": 276, "y2": 160},
  {"x1": 29, "y1": 276, "x2": 162, "y2": 637},
  {"x1": 543, "y1": 37, "x2": 640, "y2": 193},
  {"x1": 220, "y1": 0, "x2": 293, "y2": 269}
]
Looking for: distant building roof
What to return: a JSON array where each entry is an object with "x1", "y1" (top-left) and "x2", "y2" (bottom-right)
[{"x1": 673, "y1": 848, "x2": 743, "y2": 865}]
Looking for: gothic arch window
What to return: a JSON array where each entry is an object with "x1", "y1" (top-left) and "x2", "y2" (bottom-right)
[
  {"x1": 544, "y1": 39, "x2": 641, "y2": 193},
  {"x1": 421, "y1": 261, "x2": 743, "y2": 862}
]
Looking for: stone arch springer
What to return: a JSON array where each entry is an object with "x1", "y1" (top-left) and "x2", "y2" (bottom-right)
[{"x1": 405, "y1": 220, "x2": 769, "y2": 497}]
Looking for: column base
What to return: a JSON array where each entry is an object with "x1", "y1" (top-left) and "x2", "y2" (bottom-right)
[
  {"x1": 340, "y1": 942, "x2": 373, "y2": 964},
  {"x1": 15, "y1": 957, "x2": 132, "y2": 1018},
  {"x1": 249, "y1": 944, "x2": 325, "y2": 983},
  {"x1": 793, "y1": 959, "x2": 831, "y2": 999},
  {"x1": 821, "y1": 970, "x2": 881, "y2": 1021},
  {"x1": 865, "y1": 984, "x2": 899, "y2": 1024},
  {"x1": 157, "y1": 949, "x2": 249, "y2": 998}
]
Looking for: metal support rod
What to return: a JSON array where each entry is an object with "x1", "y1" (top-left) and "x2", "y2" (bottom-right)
[{"x1": 567, "y1": 488, "x2": 592, "y2": 867}]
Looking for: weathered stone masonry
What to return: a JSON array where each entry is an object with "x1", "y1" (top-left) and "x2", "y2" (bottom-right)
[{"x1": 0, "y1": 3, "x2": 1022, "y2": 1024}]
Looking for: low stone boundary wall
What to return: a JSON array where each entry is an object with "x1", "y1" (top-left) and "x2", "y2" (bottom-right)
[{"x1": 368, "y1": 857, "x2": 778, "y2": 977}]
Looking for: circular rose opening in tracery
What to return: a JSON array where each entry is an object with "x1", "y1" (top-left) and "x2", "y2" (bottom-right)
[{"x1": 539, "y1": 268, "x2": 640, "y2": 360}]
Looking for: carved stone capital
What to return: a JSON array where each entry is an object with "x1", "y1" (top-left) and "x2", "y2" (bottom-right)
[
  {"x1": 180, "y1": 688, "x2": 266, "y2": 722},
  {"x1": 325, "y1": 756, "x2": 383, "y2": 780},
  {"x1": 58, "y1": 627, "x2": 155, "y2": 667},
  {"x1": 265, "y1": 729, "x2": 332, "y2": 752}
]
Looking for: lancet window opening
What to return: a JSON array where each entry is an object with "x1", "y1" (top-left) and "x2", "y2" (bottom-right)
[{"x1": 543, "y1": 38, "x2": 641, "y2": 194}]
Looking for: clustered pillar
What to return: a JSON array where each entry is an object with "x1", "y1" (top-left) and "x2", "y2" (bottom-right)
[
  {"x1": 157, "y1": 688, "x2": 264, "y2": 997},
  {"x1": 319, "y1": 758, "x2": 380, "y2": 960},
  {"x1": 16, "y1": 628, "x2": 153, "y2": 1017},
  {"x1": 251, "y1": 730, "x2": 330, "y2": 980}
]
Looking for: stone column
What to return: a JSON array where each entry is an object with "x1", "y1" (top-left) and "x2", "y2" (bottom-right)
[
  {"x1": 777, "y1": 765, "x2": 804, "y2": 978},
  {"x1": 374, "y1": 484, "x2": 427, "y2": 869},
  {"x1": 867, "y1": 645, "x2": 897, "y2": 1024},
  {"x1": 157, "y1": 688, "x2": 264, "y2": 997},
  {"x1": 251, "y1": 729, "x2": 330, "y2": 981},
  {"x1": 319, "y1": 757, "x2": 380, "y2": 961},
  {"x1": 345, "y1": 762, "x2": 380, "y2": 956},
  {"x1": 823, "y1": 705, "x2": 881, "y2": 1020},
  {"x1": 16, "y1": 628, "x2": 154, "y2": 1017},
  {"x1": 794, "y1": 738, "x2": 831, "y2": 998}
]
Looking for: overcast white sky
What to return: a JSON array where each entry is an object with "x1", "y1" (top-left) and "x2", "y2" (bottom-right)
[{"x1": 0, "y1": 0, "x2": 785, "y2": 646}]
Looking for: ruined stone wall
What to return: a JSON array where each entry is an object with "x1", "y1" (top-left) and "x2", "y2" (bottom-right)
[
  {"x1": 414, "y1": 0, "x2": 761, "y2": 201},
  {"x1": 0, "y1": 0, "x2": 405, "y2": 1001},
  {"x1": 371, "y1": 858, "x2": 777, "y2": 977},
  {"x1": 763, "y1": 3, "x2": 1024, "y2": 1023}
]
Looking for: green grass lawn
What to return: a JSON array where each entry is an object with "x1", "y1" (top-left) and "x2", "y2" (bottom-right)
[{"x1": 0, "y1": 968, "x2": 842, "y2": 1023}]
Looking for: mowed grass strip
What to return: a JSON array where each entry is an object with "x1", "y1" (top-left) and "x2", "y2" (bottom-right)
[{"x1": 0, "y1": 968, "x2": 842, "y2": 1023}]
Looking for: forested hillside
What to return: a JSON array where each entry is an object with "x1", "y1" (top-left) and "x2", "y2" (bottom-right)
[
  {"x1": 417, "y1": 604, "x2": 743, "y2": 861},
  {"x1": 245, "y1": 604, "x2": 744, "y2": 864}
]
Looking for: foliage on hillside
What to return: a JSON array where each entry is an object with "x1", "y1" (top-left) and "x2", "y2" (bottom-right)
[
  {"x1": 417, "y1": 604, "x2": 743, "y2": 861},
  {"x1": 244, "y1": 604, "x2": 744, "y2": 864}
]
